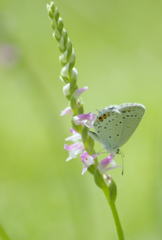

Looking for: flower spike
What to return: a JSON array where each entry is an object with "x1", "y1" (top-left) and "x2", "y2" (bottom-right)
[{"x1": 47, "y1": 3, "x2": 125, "y2": 239}]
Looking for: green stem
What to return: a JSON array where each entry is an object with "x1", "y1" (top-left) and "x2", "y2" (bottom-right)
[
  {"x1": 103, "y1": 188, "x2": 125, "y2": 240},
  {"x1": 109, "y1": 203, "x2": 125, "y2": 240}
]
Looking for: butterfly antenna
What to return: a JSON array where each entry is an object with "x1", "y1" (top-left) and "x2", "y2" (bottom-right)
[{"x1": 95, "y1": 109, "x2": 101, "y2": 113}]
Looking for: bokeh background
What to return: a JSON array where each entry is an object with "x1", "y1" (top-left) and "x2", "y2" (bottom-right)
[{"x1": 0, "y1": 0, "x2": 162, "y2": 239}]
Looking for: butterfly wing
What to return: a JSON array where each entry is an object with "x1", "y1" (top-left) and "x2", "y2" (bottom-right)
[
  {"x1": 116, "y1": 103, "x2": 145, "y2": 148},
  {"x1": 89, "y1": 103, "x2": 145, "y2": 153},
  {"x1": 90, "y1": 106, "x2": 124, "y2": 152}
]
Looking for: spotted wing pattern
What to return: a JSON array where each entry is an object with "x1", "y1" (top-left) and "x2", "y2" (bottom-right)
[
  {"x1": 93, "y1": 106, "x2": 123, "y2": 152},
  {"x1": 117, "y1": 103, "x2": 145, "y2": 148},
  {"x1": 90, "y1": 103, "x2": 145, "y2": 153}
]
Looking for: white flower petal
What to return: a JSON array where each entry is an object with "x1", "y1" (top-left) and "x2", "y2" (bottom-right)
[{"x1": 63, "y1": 83, "x2": 70, "y2": 96}]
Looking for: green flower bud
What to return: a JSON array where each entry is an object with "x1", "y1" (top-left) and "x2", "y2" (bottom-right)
[
  {"x1": 59, "y1": 36, "x2": 65, "y2": 52},
  {"x1": 57, "y1": 17, "x2": 64, "y2": 34},
  {"x1": 61, "y1": 62, "x2": 69, "y2": 78},
  {"x1": 62, "y1": 29, "x2": 68, "y2": 48},
  {"x1": 77, "y1": 104, "x2": 84, "y2": 114},
  {"x1": 108, "y1": 177, "x2": 117, "y2": 203},
  {"x1": 81, "y1": 126, "x2": 89, "y2": 143},
  {"x1": 66, "y1": 38, "x2": 72, "y2": 58},
  {"x1": 87, "y1": 136, "x2": 94, "y2": 155},
  {"x1": 53, "y1": 28, "x2": 61, "y2": 41},
  {"x1": 94, "y1": 169, "x2": 107, "y2": 189},
  {"x1": 69, "y1": 49, "x2": 76, "y2": 72},
  {"x1": 59, "y1": 76, "x2": 69, "y2": 84},
  {"x1": 54, "y1": 7, "x2": 59, "y2": 21},
  {"x1": 51, "y1": 18, "x2": 57, "y2": 29},
  {"x1": 59, "y1": 50, "x2": 68, "y2": 65},
  {"x1": 70, "y1": 96, "x2": 77, "y2": 111},
  {"x1": 47, "y1": 3, "x2": 55, "y2": 19},
  {"x1": 50, "y1": 2, "x2": 55, "y2": 14}
]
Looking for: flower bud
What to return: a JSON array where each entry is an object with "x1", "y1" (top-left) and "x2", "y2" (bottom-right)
[
  {"x1": 47, "y1": 3, "x2": 55, "y2": 19},
  {"x1": 63, "y1": 83, "x2": 71, "y2": 96},
  {"x1": 94, "y1": 169, "x2": 107, "y2": 189},
  {"x1": 57, "y1": 17, "x2": 64, "y2": 34},
  {"x1": 61, "y1": 62, "x2": 69, "y2": 78},
  {"x1": 81, "y1": 126, "x2": 89, "y2": 143},
  {"x1": 108, "y1": 178, "x2": 117, "y2": 203}
]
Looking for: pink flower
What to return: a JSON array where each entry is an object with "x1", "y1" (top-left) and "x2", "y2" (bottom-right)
[
  {"x1": 73, "y1": 112, "x2": 95, "y2": 128},
  {"x1": 98, "y1": 154, "x2": 121, "y2": 174},
  {"x1": 60, "y1": 106, "x2": 74, "y2": 116},
  {"x1": 73, "y1": 87, "x2": 88, "y2": 99},
  {"x1": 65, "y1": 128, "x2": 81, "y2": 142},
  {"x1": 64, "y1": 142, "x2": 85, "y2": 161},
  {"x1": 80, "y1": 152, "x2": 99, "y2": 175},
  {"x1": 64, "y1": 129, "x2": 99, "y2": 174}
]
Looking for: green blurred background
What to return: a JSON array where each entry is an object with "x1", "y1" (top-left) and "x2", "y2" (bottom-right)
[{"x1": 0, "y1": 0, "x2": 162, "y2": 239}]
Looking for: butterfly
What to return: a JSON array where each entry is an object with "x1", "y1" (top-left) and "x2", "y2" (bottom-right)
[{"x1": 88, "y1": 103, "x2": 145, "y2": 154}]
